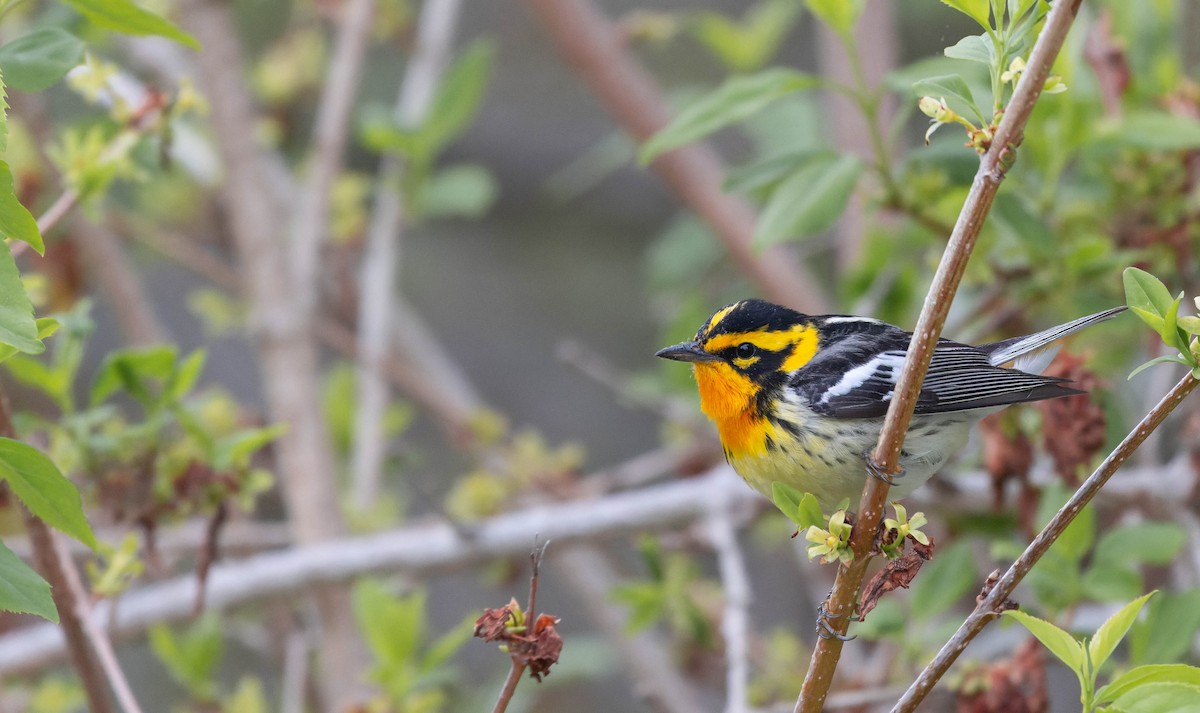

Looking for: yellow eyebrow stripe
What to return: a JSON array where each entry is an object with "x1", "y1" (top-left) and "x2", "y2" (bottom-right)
[
  {"x1": 705, "y1": 304, "x2": 738, "y2": 334},
  {"x1": 703, "y1": 324, "x2": 819, "y2": 370}
]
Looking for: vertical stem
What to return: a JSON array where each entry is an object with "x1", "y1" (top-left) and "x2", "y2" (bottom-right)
[{"x1": 793, "y1": 1, "x2": 1085, "y2": 710}]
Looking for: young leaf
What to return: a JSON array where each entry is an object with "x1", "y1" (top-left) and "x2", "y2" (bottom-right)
[
  {"x1": 912, "y1": 74, "x2": 986, "y2": 124},
  {"x1": 0, "y1": 317, "x2": 59, "y2": 364},
  {"x1": 419, "y1": 40, "x2": 495, "y2": 162},
  {"x1": 0, "y1": 29, "x2": 85, "y2": 92},
  {"x1": 689, "y1": 0, "x2": 802, "y2": 73},
  {"x1": 1088, "y1": 591, "x2": 1157, "y2": 673},
  {"x1": 1128, "y1": 354, "x2": 1192, "y2": 380},
  {"x1": 1094, "y1": 523, "x2": 1186, "y2": 567},
  {"x1": 0, "y1": 162, "x2": 43, "y2": 256},
  {"x1": 754, "y1": 153, "x2": 862, "y2": 248},
  {"x1": 639, "y1": 69, "x2": 817, "y2": 164},
  {"x1": 943, "y1": 34, "x2": 994, "y2": 65},
  {"x1": 1129, "y1": 591, "x2": 1200, "y2": 666},
  {"x1": 60, "y1": 0, "x2": 199, "y2": 50},
  {"x1": 939, "y1": 0, "x2": 992, "y2": 29},
  {"x1": 1104, "y1": 682, "x2": 1200, "y2": 713},
  {"x1": 0, "y1": 438, "x2": 97, "y2": 550},
  {"x1": 1003, "y1": 609, "x2": 1084, "y2": 671},
  {"x1": 0, "y1": 538, "x2": 56, "y2": 622},
  {"x1": 90, "y1": 346, "x2": 178, "y2": 407},
  {"x1": 1123, "y1": 267, "x2": 1177, "y2": 322},
  {"x1": 805, "y1": 0, "x2": 864, "y2": 36},
  {"x1": 772, "y1": 482, "x2": 824, "y2": 529},
  {"x1": 1097, "y1": 664, "x2": 1200, "y2": 704}
]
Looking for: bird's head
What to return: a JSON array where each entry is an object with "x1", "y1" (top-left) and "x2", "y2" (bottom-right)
[{"x1": 656, "y1": 299, "x2": 819, "y2": 420}]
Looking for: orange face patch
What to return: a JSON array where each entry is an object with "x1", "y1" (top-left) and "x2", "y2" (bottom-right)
[{"x1": 694, "y1": 362, "x2": 776, "y2": 458}]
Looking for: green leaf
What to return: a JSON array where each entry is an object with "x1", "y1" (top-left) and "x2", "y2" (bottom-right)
[
  {"x1": 771, "y1": 482, "x2": 824, "y2": 529},
  {"x1": 422, "y1": 614, "x2": 474, "y2": 671},
  {"x1": 90, "y1": 346, "x2": 177, "y2": 407},
  {"x1": 60, "y1": 0, "x2": 199, "y2": 50},
  {"x1": 0, "y1": 29, "x2": 85, "y2": 92},
  {"x1": 1094, "y1": 523, "x2": 1186, "y2": 567},
  {"x1": 909, "y1": 540, "x2": 976, "y2": 620},
  {"x1": 1035, "y1": 485, "x2": 1095, "y2": 564},
  {"x1": 354, "y1": 579, "x2": 424, "y2": 668},
  {"x1": 1106, "y1": 682, "x2": 1200, "y2": 713},
  {"x1": 1130, "y1": 591, "x2": 1200, "y2": 666},
  {"x1": 1128, "y1": 354, "x2": 1191, "y2": 380},
  {"x1": 0, "y1": 537, "x2": 56, "y2": 622},
  {"x1": 939, "y1": 0, "x2": 992, "y2": 28},
  {"x1": 213, "y1": 424, "x2": 287, "y2": 471},
  {"x1": 419, "y1": 164, "x2": 498, "y2": 219},
  {"x1": 1089, "y1": 591, "x2": 1156, "y2": 673},
  {"x1": 1081, "y1": 564, "x2": 1143, "y2": 603},
  {"x1": 0, "y1": 244, "x2": 45, "y2": 352},
  {"x1": 725, "y1": 150, "x2": 824, "y2": 198},
  {"x1": 148, "y1": 615, "x2": 223, "y2": 699},
  {"x1": 912, "y1": 74, "x2": 986, "y2": 124},
  {"x1": 805, "y1": 0, "x2": 864, "y2": 36},
  {"x1": 754, "y1": 153, "x2": 862, "y2": 248},
  {"x1": 690, "y1": 0, "x2": 802, "y2": 73},
  {"x1": 1179, "y1": 315, "x2": 1200, "y2": 336},
  {"x1": 943, "y1": 34, "x2": 994, "y2": 64},
  {"x1": 0, "y1": 162, "x2": 43, "y2": 255},
  {"x1": 1102, "y1": 111, "x2": 1200, "y2": 151},
  {"x1": 639, "y1": 69, "x2": 818, "y2": 164},
  {"x1": 1098, "y1": 665, "x2": 1200, "y2": 704},
  {"x1": 0, "y1": 317, "x2": 58, "y2": 364},
  {"x1": 1003, "y1": 609, "x2": 1084, "y2": 671},
  {"x1": 165, "y1": 349, "x2": 206, "y2": 403},
  {"x1": 419, "y1": 40, "x2": 495, "y2": 162},
  {"x1": 0, "y1": 438, "x2": 97, "y2": 550}
]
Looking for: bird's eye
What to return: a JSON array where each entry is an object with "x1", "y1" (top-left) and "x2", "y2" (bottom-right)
[{"x1": 736, "y1": 342, "x2": 757, "y2": 359}]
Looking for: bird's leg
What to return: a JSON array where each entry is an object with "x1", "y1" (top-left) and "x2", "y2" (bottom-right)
[
  {"x1": 815, "y1": 589, "x2": 855, "y2": 641},
  {"x1": 865, "y1": 452, "x2": 905, "y2": 486}
]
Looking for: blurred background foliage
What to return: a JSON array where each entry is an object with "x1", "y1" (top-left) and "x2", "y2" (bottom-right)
[{"x1": 3, "y1": 0, "x2": 1200, "y2": 711}]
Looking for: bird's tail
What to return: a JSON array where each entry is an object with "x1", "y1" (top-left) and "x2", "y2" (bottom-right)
[{"x1": 981, "y1": 306, "x2": 1127, "y2": 372}]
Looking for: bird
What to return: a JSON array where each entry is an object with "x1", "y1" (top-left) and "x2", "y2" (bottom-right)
[{"x1": 657, "y1": 299, "x2": 1124, "y2": 510}]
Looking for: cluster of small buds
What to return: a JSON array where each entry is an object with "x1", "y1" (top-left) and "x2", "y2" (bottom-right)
[{"x1": 918, "y1": 96, "x2": 977, "y2": 146}]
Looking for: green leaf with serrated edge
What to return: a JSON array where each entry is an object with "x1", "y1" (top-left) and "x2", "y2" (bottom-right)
[
  {"x1": 60, "y1": 0, "x2": 198, "y2": 49},
  {"x1": 755, "y1": 154, "x2": 862, "y2": 248},
  {"x1": 0, "y1": 29, "x2": 85, "y2": 92},
  {"x1": 1123, "y1": 267, "x2": 1177, "y2": 319},
  {"x1": 0, "y1": 438, "x2": 97, "y2": 550},
  {"x1": 1003, "y1": 609, "x2": 1084, "y2": 672},
  {"x1": 639, "y1": 69, "x2": 818, "y2": 164},
  {"x1": 1107, "y1": 682, "x2": 1200, "y2": 713},
  {"x1": 1128, "y1": 355, "x2": 1191, "y2": 380},
  {"x1": 0, "y1": 537, "x2": 56, "y2": 622},
  {"x1": 912, "y1": 74, "x2": 986, "y2": 124},
  {"x1": 0, "y1": 243, "x2": 41, "y2": 354},
  {"x1": 0, "y1": 318, "x2": 58, "y2": 363},
  {"x1": 1095, "y1": 523, "x2": 1186, "y2": 567},
  {"x1": 1097, "y1": 665, "x2": 1200, "y2": 705},
  {"x1": 939, "y1": 0, "x2": 991, "y2": 28},
  {"x1": 1089, "y1": 591, "x2": 1156, "y2": 672},
  {"x1": 0, "y1": 162, "x2": 42, "y2": 255},
  {"x1": 910, "y1": 540, "x2": 975, "y2": 620},
  {"x1": 805, "y1": 0, "x2": 864, "y2": 35},
  {"x1": 944, "y1": 34, "x2": 994, "y2": 64}
]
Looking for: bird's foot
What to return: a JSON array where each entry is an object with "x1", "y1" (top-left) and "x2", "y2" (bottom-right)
[{"x1": 865, "y1": 452, "x2": 905, "y2": 486}]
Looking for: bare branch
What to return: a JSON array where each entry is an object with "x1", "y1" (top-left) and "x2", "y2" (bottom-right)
[
  {"x1": 708, "y1": 500, "x2": 752, "y2": 713},
  {"x1": 0, "y1": 469, "x2": 755, "y2": 676}
]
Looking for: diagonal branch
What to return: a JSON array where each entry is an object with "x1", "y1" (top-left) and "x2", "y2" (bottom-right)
[
  {"x1": 794, "y1": 1, "x2": 1086, "y2": 710},
  {"x1": 525, "y1": 0, "x2": 831, "y2": 314},
  {"x1": 893, "y1": 372, "x2": 1199, "y2": 711}
]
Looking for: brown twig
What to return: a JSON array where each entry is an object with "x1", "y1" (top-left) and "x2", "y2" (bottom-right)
[
  {"x1": 794, "y1": 1, "x2": 1086, "y2": 710},
  {"x1": 893, "y1": 372, "x2": 1199, "y2": 711},
  {"x1": 490, "y1": 539, "x2": 551, "y2": 713},
  {"x1": 526, "y1": 0, "x2": 831, "y2": 314}
]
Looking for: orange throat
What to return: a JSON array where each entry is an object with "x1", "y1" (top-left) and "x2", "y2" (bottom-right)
[{"x1": 694, "y1": 363, "x2": 774, "y2": 458}]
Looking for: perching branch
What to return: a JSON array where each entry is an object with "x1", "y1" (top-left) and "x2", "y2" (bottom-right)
[
  {"x1": 893, "y1": 372, "x2": 1199, "y2": 711},
  {"x1": 794, "y1": 1, "x2": 1086, "y2": 710}
]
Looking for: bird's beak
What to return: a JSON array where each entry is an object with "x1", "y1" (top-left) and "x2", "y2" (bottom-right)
[{"x1": 655, "y1": 341, "x2": 721, "y2": 363}]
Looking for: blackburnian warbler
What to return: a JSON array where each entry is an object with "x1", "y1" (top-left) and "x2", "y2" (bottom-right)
[{"x1": 657, "y1": 299, "x2": 1124, "y2": 509}]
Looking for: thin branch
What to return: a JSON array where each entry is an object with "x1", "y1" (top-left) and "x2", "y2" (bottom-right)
[
  {"x1": 0, "y1": 468, "x2": 756, "y2": 676},
  {"x1": 708, "y1": 500, "x2": 752, "y2": 713},
  {"x1": 33, "y1": 189, "x2": 80, "y2": 238},
  {"x1": 794, "y1": 1, "x2": 1085, "y2": 710},
  {"x1": 491, "y1": 661, "x2": 527, "y2": 713},
  {"x1": 351, "y1": 0, "x2": 462, "y2": 511},
  {"x1": 525, "y1": 0, "x2": 831, "y2": 314},
  {"x1": 490, "y1": 539, "x2": 549, "y2": 713},
  {"x1": 893, "y1": 372, "x2": 1199, "y2": 711}
]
